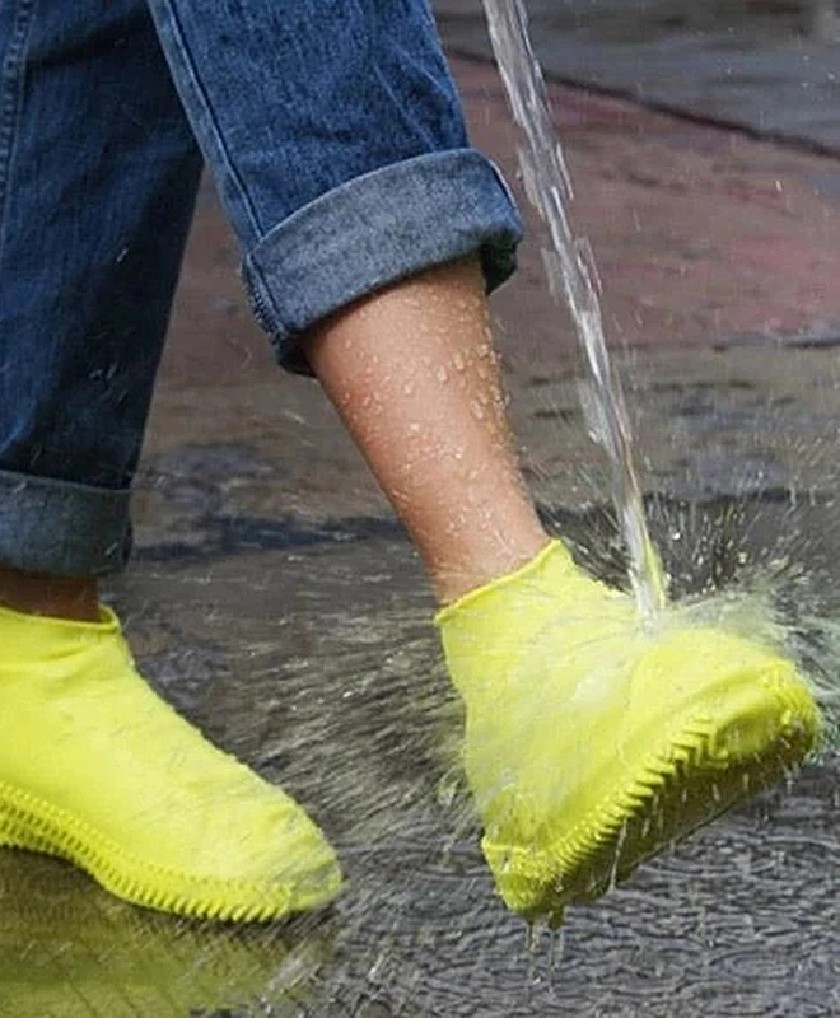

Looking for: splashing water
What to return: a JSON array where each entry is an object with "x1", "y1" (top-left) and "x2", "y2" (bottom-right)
[
  {"x1": 479, "y1": 0, "x2": 840, "y2": 749},
  {"x1": 482, "y1": 0, "x2": 667, "y2": 619}
]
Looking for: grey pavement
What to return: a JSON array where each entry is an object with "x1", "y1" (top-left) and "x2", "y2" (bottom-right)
[
  {"x1": 2, "y1": 483, "x2": 836, "y2": 1016},
  {"x1": 436, "y1": 0, "x2": 840, "y2": 150}
]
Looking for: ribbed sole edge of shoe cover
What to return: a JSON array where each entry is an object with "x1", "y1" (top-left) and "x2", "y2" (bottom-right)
[
  {"x1": 0, "y1": 783, "x2": 335, "y2": 922},
  {"x1": 484, "y1": 676, "x2": 820, "y2": 925}
]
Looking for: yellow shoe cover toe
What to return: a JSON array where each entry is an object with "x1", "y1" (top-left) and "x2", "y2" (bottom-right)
[
  {"x1": 0, "y1": 605, "x2": 341, "y2": 921},
  {"x1": 438, "y1": 541, "x2": 820, "y2": 924}
]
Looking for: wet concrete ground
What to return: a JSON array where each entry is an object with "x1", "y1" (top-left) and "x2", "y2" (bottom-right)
[
  {"x1": 2, "y1": 492, "x2": 836, "y2": 1017},
  {"x1": 436, "y1": 0, "x2": 840, "y2": 150},
  {"x1": 1, "y1": 52, "x2": 839, "y2": 1018}
]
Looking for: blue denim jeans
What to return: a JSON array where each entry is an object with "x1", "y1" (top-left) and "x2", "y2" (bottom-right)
[{"x1": 0, "y1": 0, "x2": 521, "y2": 577}]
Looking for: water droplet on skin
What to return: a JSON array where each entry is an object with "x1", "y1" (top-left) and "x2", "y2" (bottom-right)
[
  {"x1": 437, "y1": 366, "x2": 448, "y2": 383},
  {"x1": 453, "y1": 352, "x2": 466, "y2": 372},
  {"x1": 403, "y1": 381, "x2": 415, "y2": 396},
  {"x1": 408, "y1": 423, "x2": 420, "y2": 435},
  {"x1": 470, "y1": 401, "x2": 485, "y2": 420}
]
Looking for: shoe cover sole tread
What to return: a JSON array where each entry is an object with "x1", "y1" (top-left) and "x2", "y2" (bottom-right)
[
  {"x1": 484, "y1": 672, "x2": 819, "y2": 923},
  {"x1": 0, "y1": 781, "x2": 318, "y2": 922}
]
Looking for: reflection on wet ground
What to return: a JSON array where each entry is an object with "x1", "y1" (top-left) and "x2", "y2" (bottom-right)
[{"x1": 1, "y1": 397, "x2": 837, "y2": 1014}]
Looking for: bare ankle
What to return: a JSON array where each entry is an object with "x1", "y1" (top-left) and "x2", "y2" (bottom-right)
[
  {"x1": 429, "y1": 528, "x2": 550, "y2": 605},
  {"x1": 0, "y1": 566, "x2": 100, "y2": 622}
]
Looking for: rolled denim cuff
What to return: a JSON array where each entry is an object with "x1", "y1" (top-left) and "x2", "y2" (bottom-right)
[
  {"x1": 242, "y1": 149, "x2": 522, "y2": 374},
  {"x1": 0, "y1": 468, "x2": 130, "y2": 577}
]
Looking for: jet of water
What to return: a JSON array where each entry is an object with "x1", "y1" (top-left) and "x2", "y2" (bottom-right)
[{"x1": 482, "y1": 0, "x2": 667, "y2": 619}]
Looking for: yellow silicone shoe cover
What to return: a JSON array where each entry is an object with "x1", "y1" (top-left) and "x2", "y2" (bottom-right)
[
  {"x1": 0, "y1": 604, "x2": 341, "y2": 922},
  {"x1": 437, "y1": 541, "x2": 820, "y2": 925}
]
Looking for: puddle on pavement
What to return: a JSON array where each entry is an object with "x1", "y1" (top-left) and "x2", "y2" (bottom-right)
[{"x1": 1, "y1": 458, "x2": 837, "y2": 1015}]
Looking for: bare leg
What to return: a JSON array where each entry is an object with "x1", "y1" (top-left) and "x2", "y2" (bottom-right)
[
  {"x1": 305, "y1": 256, "x2": 547, "y2": 604},
  {"x1": 0, "y1": 566, "x2": 99, "y2": 622}
]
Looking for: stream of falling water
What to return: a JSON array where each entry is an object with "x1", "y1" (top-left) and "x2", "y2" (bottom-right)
[{"x1": 482, "y1": 0, "x2": 667, "y2": 619}]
